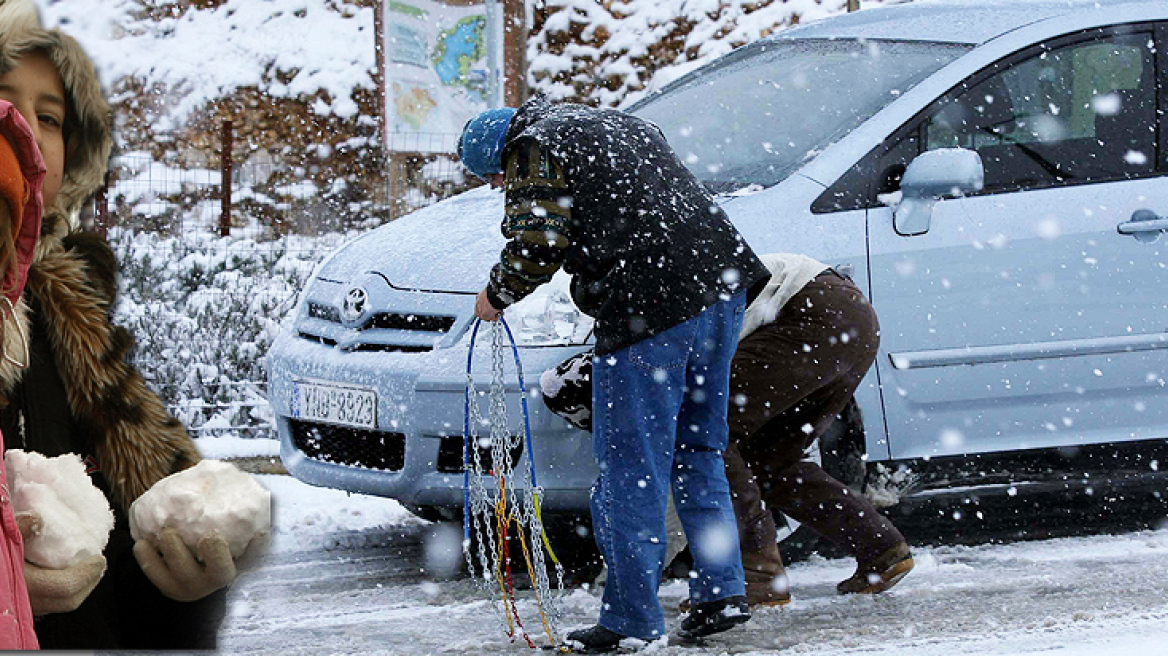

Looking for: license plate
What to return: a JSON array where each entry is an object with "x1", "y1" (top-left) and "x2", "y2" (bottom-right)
[{"x1": 291, "y1": 380, "x2": 377, "y2": 430}]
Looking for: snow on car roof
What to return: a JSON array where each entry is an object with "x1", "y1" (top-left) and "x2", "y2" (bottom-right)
[{"x1": 773, "y1": 0, "x2": 1161, "y2": 46}]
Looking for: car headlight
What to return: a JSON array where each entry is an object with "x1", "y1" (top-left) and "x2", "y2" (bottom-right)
[
  {"x1": 463, "y1": 271, "x2": 595, "y2": 347},
  {"x1": 285, "y1": 234, "x2": 360, "y2": 331},
  {"x1": 507, "y1": 286, "x2": 594, "y2": 346}
]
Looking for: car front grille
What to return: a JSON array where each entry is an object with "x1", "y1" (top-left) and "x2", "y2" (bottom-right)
[
  {"x1": 350, "y1": 343, "x2": 435, "y2": 354},
  {"x1": 290, "y1": 420, "x2": 405, "y2": 471},
  {"x1": 366, "y1": 313, "x2": 456, "y2": 333},
  {"x1": 305, "y1": 305, "x2": 455, "y2": 333},
  {"x1": 307, "y1": 302, "x2": 341, "y2": 322},
  {"x1": 436, "y1": 434, "x2": 525, "y2": 474},
  {"x1": 298, "y1": 309, "x2": 457, "y2": 353},
  {"x1": 297, "y1": 332, "x2": 337, "y2": 346}
]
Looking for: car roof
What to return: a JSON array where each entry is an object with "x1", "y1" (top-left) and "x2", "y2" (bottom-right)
[{"x1": 773, "y1": 0, "x2": 1162, "y2": 46}]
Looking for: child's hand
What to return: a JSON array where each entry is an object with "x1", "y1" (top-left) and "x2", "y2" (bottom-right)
[
  {"x1": 23, "y1": 556, "x2": 107, "y2": 616},
  {"x1": 133, "y1": 528, "x2": 236, "y2": 602},
  {"x1": 19, "y1": 512, "x2": 107, "y2": 615}
]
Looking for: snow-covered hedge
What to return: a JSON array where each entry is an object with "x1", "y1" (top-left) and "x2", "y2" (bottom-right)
[
  {"x1": 110, "y1": 226, "x2": 362, "y2": 437},
  {"x1": 528, "y1": 0, "x2": 888, "y2": 107}
]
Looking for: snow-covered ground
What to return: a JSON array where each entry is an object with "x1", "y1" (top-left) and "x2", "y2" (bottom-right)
[
  {"x1": 51, "y1": 0, "x2": 1166, "y2": 647},
  {"x1": 200, "y1": 438, "x2": 1168, "y2": 655},
  {"x1": 194, "y1": 436, "x2": 425, "y2": 555}
]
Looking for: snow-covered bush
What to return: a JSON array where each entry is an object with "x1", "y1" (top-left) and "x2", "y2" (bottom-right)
[
  {"x1": 6, "y1": 450, "x2": 115, "y2": 569},
  {"x1": 110, "y1": 226, "x2": 361, "y2": 436},
  {"x1": 529, "y1": 0, "x2": 889, "y2": 107}
]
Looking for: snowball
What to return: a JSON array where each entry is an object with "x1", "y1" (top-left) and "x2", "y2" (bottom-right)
[
  {"x1": 5, "y1": 450, "x2": 115, "y2": 569},
  {"x1": 129, "y1": 460, "x2": 271, "y2": 559}
]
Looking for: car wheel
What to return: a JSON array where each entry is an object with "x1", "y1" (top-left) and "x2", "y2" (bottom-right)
[{"x1": 541, "y1": 514, "x2": 605, "y2": 585}]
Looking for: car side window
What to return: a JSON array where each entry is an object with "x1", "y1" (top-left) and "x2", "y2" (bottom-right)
[
  {"x1": 811, "y1": 25, "x2": 1162, "y2": 214},
  {"x1": 921, "y1": 30, "x2": 1157, "y2": 193}
]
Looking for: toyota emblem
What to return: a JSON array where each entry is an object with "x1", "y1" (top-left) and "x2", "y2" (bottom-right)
[{"x1": 341, "y1": 286, "x2": 368, "y2": 323}]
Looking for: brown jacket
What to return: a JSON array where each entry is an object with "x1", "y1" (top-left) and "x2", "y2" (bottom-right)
[{"x1": 2, "y1": 210, "x2": 201, "y2": 511}]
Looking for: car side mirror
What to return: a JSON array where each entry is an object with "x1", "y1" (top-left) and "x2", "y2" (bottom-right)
[{"x1": 894, "y1": 148, "x2": 985, "y2": 236}]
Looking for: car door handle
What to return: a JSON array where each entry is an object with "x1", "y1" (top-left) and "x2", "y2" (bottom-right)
[
  {"x1": 1117, "y1": 209, "x2": 1168, "y2": 237},
  {"x1": 1117, "y1": 218, "x2": 1168, "y2": 233}
]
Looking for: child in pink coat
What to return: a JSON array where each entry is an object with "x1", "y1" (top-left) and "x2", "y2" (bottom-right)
[{"x1": 0, "y1": 97, "x2": 47, "y2": 650}]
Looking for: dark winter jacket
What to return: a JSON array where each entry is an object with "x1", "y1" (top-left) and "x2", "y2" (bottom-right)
[
  {"x1": 487, "y1": 96, "x2": 768, "y2": 355},
  {"x1": 0, "y1": 214, "x2": 227, "y2": 649}
]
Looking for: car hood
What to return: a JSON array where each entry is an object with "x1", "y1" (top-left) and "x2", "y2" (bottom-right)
[
  {"x1": 317, "y1": 185, "x2": 507, "y2": 293},
  {"x1": 316, "y1": 174, "x2": 820, "y2": 293}
]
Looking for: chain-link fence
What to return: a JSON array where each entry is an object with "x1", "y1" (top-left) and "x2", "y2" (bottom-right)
[{"x1": 98, "y1": 126, "x2": 473, "y2": 438}]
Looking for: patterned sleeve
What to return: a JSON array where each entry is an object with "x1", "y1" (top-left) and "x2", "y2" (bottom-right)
[{"x1": 486, "y1": 138, "x2": 573, "y2": 309}]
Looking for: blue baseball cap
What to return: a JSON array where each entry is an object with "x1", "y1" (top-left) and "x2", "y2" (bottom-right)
[{"x1": 457, "y1": 107, "x2": 517, "y2": 179}]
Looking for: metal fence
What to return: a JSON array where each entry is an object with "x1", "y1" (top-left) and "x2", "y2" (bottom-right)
[
  {"x1": 92, "y1": 126, "x2": 473, "y2": 238},
  {"x1": 95, "y1": 126, "x2": 473, "y2": 438}
]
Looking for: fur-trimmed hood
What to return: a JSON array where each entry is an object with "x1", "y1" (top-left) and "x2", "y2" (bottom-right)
[
  {"x1": 0, "y1": 0, "x2": 111, "y2": 220},
  {"x1": 1, "y1": 221, "x2": 201, "y2": 511},
  {"x1": 0, "y1": 3, "x2": 194, "y2": 509}
]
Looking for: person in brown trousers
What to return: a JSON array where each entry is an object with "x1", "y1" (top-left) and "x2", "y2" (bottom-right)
[{"x1": 541, "y1": 252, "x2": 913, "y2": 605}]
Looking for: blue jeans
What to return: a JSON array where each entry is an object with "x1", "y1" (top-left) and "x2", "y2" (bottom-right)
[{"x1": 590, "y1": 294, "x2": 747, "y2": 639}]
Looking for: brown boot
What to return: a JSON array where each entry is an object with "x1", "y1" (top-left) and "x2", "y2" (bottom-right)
[
  {"x1": 836, "y1": 542, "x2": 914, "y2": 595},
  {"x1": 743, "y1": 542, "x2": 791, "y2": 607}
]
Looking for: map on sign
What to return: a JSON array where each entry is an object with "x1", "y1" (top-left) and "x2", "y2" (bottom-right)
[
  {"x1": 384, "y1": 0, "x2": 501, "y2": 153},
  {"x1": 433, "y1": 16, "x2": 487, "y2": 90}
]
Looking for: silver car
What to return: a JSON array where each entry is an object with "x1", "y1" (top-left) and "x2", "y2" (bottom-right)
[{"x1": 268, "y1": 0, "x2": 1168, "y2": 545}]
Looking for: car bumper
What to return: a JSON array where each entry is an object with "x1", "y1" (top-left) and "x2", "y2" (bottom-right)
[{"x1": 267, "y1": 330, "x2": 598, "y2": 511}]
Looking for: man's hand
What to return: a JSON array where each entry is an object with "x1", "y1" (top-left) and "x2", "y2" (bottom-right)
[
  {"x1": 17, "y1": 512, "x2": 107, "y2": 616},
  {"x1": 133, "y1": 528, "x2": 239, "y2": 602},
  {"x1": 475, "y1": 288, "x2": 502, "y2": 321}
]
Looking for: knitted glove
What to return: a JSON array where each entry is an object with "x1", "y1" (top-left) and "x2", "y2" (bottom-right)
[
  {"x1": 16, "y1": 512, "x2": 107, "y2": 616},
  {"x1": 133, "y1": 527, "x2": 249, "y2": 602}
]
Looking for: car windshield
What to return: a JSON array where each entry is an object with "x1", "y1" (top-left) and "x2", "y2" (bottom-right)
[{"x1": 632, "y1": 38, "x2": 971, "y2": 192}]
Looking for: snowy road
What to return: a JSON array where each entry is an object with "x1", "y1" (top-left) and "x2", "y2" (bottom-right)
[{"x1": 217, "y1": 474, "x2": 1168, "y2": 656}]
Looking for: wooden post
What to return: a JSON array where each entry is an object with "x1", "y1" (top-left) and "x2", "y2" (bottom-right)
[
  {"x1": 847, "y1": 0, "x2": 860, "y2": 12},
  {"x1": 374, "y1": 0, "x2": 388, "y2": 199},
  {"x1": 95, "y1": 170, "x2": 109, "y2": 236},
  {"x1": 388, "y1": 153, "x2": 400, "y2": 220},
  {"x1": 503, "y1": 0, "x2": 526, "y2": 106},
  {"x1": 220, "y1": 118, "x2": 233, "y2": 237}
]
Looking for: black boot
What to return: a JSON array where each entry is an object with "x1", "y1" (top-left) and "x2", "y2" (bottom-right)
[
  {"x1": 677, "y1": 595, "x2": 751, "y2": 641},
  {"x1": 564, "y1": 624, "x2": 626, "y2": 653}
]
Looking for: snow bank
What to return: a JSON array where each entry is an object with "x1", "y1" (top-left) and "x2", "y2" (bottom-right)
[
  {"x1": 130, "y1": 460, "x2": 271, "y2": 559},
  {"x1": 193, "y1": 435, "x2": 281, "y2": 460},
  {"x1": 260, "y1": 474, "x2": 425, "y2": 554},
  {"x1": 5, "y1": 450, "x2": 114, "y2": 569}
]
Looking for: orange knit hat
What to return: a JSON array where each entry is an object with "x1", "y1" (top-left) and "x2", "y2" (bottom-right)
[
  {"x1": 0, "y1": 132, "x2": 26, "y2": 238},
  {"x1": 0, "y1": 98, "x2": 46, "y2": 306}
]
